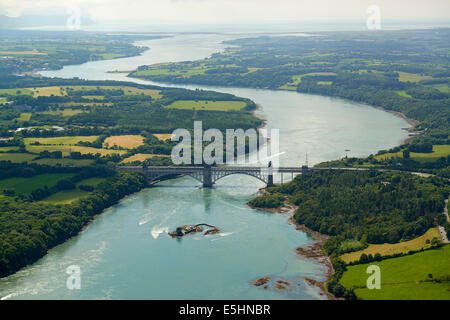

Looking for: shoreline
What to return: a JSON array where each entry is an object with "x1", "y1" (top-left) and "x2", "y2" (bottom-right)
[
  {"x1": 374, "y1": 106, "x2": 420, "y2": 128},
  {"x1": 288, "y1": 216, "x2": 337, "y2": 300},
  {"x1": 131, "y1": 71, "x2": 421, "y2": 147},
  {"x1": 248, "y1": 193, "x2": 337, "y2": 300}
]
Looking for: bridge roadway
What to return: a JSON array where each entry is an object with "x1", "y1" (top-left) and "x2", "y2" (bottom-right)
[{"x1": 118, "y1": 165, "x2": 370, "y2": 188}]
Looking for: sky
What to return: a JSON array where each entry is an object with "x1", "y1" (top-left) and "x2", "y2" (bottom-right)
[{"x1": 0, "y1": 0, "x2": 449, "y2": 25}]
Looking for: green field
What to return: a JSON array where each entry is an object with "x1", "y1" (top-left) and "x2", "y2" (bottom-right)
[
  {"x1": 41, "y1": 189, "x2": 89, "y2": 204},
  {"x1": 0, "y1": 146, "x2": 19, "y2": 152},
  {"x1": 0, "y1": 85, "x2": 162, "y2": 100},
  {"x1": 427, "y1": 84, "x2": 450, "y2": 94},
  {"x1": 397, "y1": 71, "x2": 432, "y2": 83},
  {"x1": 37, "y1": 109, "x2": 85, "y2": 117},
  {"x1": 0, "y1": 88, "x2": 33, "y2": 96},
  {"x1": 375, "y1": 145, "x2": 450, "y2": 162},
  {"x1": 0, "y1": 173, "x2": 74, "y2": 194},
  {"x1": 41, "y1": 177, "x2": 106, "y2": 204},
  {"x1": 340, "y1": 228, "x2": 441, "y2": 264},
  {"x1": 94, "y1": 53, "x2": 125, "y2": 60},
  {"x1": 76, "y1": 177, "x2": 105, "y2": 187},
  {"x1": 0, "y1": 153, "x2": 36, "y2": 163},
  {"x1": 133, "y1": 63, "x2": 208, "y2": 78},
  {"x1": 165, "y1": 100, "x2": 246, "y2": 111},
  {"x1": 16, "y1": 113, "x2": 32, "y2": 121},
  {"x1": 279, "y1": 72, "x2": 336, "y2": 90},
  {"x1": 340, "y1": 245, "x2": 450, "y2": 300},
  {"x1": 395, "y1": 90, "x2": 413, "y2": 98}
]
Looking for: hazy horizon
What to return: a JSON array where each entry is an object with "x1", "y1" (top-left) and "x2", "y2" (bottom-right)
[{"x1": 0, "y1": 0, "x2": 449, "y2": 33}]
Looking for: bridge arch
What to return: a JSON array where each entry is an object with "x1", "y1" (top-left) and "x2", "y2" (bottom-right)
[
  {"x1": 145, "y1": 172, "x2": 204, "y2": 185},
  {"x1": 211, "y1": 171, "x2": 268, "y2": 185}
]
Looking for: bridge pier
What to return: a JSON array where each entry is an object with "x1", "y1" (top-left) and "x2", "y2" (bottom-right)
[
  {"x1": 203, "y1": 165, "x2": 213, "y2": 188},
  {"x1": 267, "y1": 174, "x2": 274, "y2": 187}
]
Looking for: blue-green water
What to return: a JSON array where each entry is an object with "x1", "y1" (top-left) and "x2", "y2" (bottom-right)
[{"x1": 0, "y1": 34, "x2": 410, "y2": 300}]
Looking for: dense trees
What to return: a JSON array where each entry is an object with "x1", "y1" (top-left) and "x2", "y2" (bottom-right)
[
  {"x1": 252, "y1": 170, "x2": 449, "y2": 251},
  {"x1": 0, "y1": 168, "x2": 146, "y2": 278}
]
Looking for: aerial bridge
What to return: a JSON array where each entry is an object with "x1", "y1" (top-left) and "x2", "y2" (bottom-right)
[{"x1": 118, "y1": 164, "x2": 317, "y2": 188}]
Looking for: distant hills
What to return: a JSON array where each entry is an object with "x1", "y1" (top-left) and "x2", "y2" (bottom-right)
[{"x1": 0, "y1": 14, "x2": 95, "y2": 29}]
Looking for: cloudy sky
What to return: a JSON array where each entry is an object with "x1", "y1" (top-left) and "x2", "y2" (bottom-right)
[{"x1": 1, "y1": 0, "x2": 449, "y2": 24}]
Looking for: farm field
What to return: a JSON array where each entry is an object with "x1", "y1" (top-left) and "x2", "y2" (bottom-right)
[
  {"x1": 340, "y1": 228, "x2": 441, "y2": 264},
  {"x1": 153, "y1": 133, "x2": 173, "y2": 141},
  {"x1": 121, "y1": 153, "x2": 170, "y2": 163},
  {"x1": 103, "y1": 135, "x2": 145, "y2": 149},
  {"x1": 26, "y1": 144, "x2": 127, "y2": 157},
  {"x1": 132, "y1": 63, "x2": 208, "y2": 78},
  {"x1": 0, "y1": 146, "x2": 19, "y2": 152},
  {"x1": 375, "y1": 145, "x2": 450, "y2": 162},
  {"x1": 24, "y1": 136, "x2": 99, "y2": 146},
  {"x1": 165, "y1": 100, "x2": 246, "y2": 111},
  {"x1": 37, "y1": 109, "x2": 86, "y2": 117},
  {"x1": 16, "y1": 113, "x2": 32, "y2": 121},
  {"x1": 41, "y1": 177, "x2": 106, "y2": 204},
  {"x1": 279, "y1": 72, "x2": 336, "y2": 89},
  {"x1": 340, "y1": 245, "x2": 450, "y2": 300},
  {"x1": 0, "y1": 85, "x2": 162, "y2": 99},
  {"x1": 396, "y1": 71, "x2": 432, "y2": 83},
  {"x1": 395, "y1": 90, "x2": 412, "y2": 98},
  {"x1": 427, "y1": 84, "x2": 449, "y2": 93},
  {"x1": 0, "y1": 88, "x2": 33, "y2": 95},
  {"x1": 40, "y1": 189, "x2": 89, "y2": 204},
  {"x1": 0, "y1": 173, "x2": 74, "y2": 195},
  {"x1": 0, "y1": 153, "x2": 36, "y2": 163}
]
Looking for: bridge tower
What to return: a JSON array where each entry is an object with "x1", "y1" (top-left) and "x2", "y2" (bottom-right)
[
  {"x1": 267, "y1": 161, "x2": 274, "y2": 187},
  {"x1": 302, "y1": 153, "x2": 312, "y2": 177},
  {"x1": 203, "y1": 165, "x2": 213, "y2": 188}
]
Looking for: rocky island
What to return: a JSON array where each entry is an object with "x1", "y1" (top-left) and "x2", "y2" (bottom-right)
[{"x1": 168, "y1": 224, "x2": 220, "y2": 238}]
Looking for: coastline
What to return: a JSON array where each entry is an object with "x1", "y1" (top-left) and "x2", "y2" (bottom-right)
[
  {"x1": 288, "y1": 216, "x2": 337, "y2": 300},
  {"x1": 248, "y1": 193, "x2": 337, "y2": 300},
  {"x1": 374, "y1": 106, "x2": 420, "y2": 128},
  {"x1": 374, "y1": 106, "x2": 421, "y2": 145}
]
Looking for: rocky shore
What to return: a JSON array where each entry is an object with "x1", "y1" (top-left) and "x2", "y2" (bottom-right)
[{"x1": 249, "y1": 196, "x2": 337, "y2": 299}]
